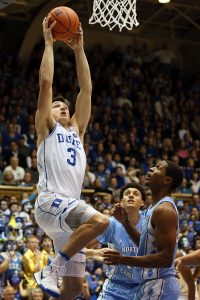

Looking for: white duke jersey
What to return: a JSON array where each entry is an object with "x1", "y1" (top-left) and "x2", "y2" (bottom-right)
[{"x1": 37, "y1": 123, "x2": 86, "y2": 198}]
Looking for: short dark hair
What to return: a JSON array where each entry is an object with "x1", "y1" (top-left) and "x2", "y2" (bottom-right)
[
  {"x1": 52, "y1": 95, "x2": 68, "y2": 104},
  {"x1": 165, "y1": 160, "x2": 183, "y2": 190},
  {"x1": 120, "y1": 182, "x2": 146, "y2": 201}
]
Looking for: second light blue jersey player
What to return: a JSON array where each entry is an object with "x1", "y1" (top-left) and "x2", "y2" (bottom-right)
[
  {"x1": 97, "y1": 202, "x2": 143, "y2": 300},
  {"x1": 97, "y1": 216, "x2": 143, "y2": 300},
  {"x1": 93, "y1": 182, "x2": 146, "y2": 300}
]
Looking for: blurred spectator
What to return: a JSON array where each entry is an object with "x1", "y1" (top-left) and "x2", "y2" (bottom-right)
[
  {"x1": 3, "y1": 141, "x2": 27, "y2": 169},
  {"x1": 3, "y1": 157, "x2": 25, "y2": 183},
  {"x1": 18, "y1": 135, "x2": 30, "y2": 159},
  {"x1": 154, "y1": 43, "x2": 175, "y2": 74},
  {"x1": 83, "y1": 164, "x2": 96, "y2": 188},
  {"x1": 2, "y1": 124, "x2": 20, "y2": 150},
  {"x1": 189, "y1": 172, "x2": 200, "y2": 193},
  {"x1": 26, "y1": 149, "x2": 37, "y2": 169},
  {"x1": 22, "y1": 236, "x2": 42, "y2": 289},
  {"x1": 179, "y1": 228, "x2": 193, "y2": 251},
  {"x1": 5, "y1": 240, "x2": 23, "y2": 282},
  {"x1": 41, "y1": 237, "x2": 54, "y2": 265},
  {"x1": 0, "y1": 199, "x2": 10, "y2": 217},
  {"x1": 115, "y1": 166, "x2": 125, "y2": 189},
  {"x1": 19, "y1": 172, "x2": 34, "y2": 187},
  {"x1": 7, "y1": 274, "x2": 21, "y2": 300},
  {"x1": 1, "y1": 171, "x2": 17, "y2": 186},
  {"x1": 29, "y1": 288, "x2": 44, "y2": 300},
  {"x1": 2, "y1": 285, "x2": 15, "y2": 300},
  {"x1": 96, "y1": 163, "x2": 108, "y2": 190},
  {"x1": 0, "y1": 253, "x2": 10, "y2": 295},
  {"x1": 25, "y1": 158, "x2": 38, "y2": 184},
  {"x1": 177, "y1": 178, "x2": 192, "y2": 194}
]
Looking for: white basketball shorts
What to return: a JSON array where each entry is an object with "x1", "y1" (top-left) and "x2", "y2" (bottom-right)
[{"x1": 34, "y1": 192, "x2": 98, "y2": 277}]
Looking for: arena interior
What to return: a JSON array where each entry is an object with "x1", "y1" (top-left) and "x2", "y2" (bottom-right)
[{"x1": 0, "y1": 0, "x2": 200, "y2": 299}]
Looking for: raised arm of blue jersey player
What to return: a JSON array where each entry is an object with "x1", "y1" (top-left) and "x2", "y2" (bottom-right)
[
  {"x1": 104, "y1": 203, "x2": 178, "y2": 268},
  {"x1": 35, "y1": 17, "x2": 56, "y2": 147},
  {"x1": 112, "y1": 203, "x2": 141, "y2": 246},
  {"x1": 65, "y1": 26, "x2": 92, "y2": 143}
]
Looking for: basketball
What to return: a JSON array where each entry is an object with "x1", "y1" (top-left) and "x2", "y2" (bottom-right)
[{"x1": 48, "y1": 6, "x2": 80, "y2": 41}]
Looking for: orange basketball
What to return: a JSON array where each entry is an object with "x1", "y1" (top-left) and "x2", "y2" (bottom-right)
[{"x1": 48, "y1": 6, "x2": 80, "y2": 41}]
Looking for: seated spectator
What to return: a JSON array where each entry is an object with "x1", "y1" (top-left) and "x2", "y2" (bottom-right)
[
  {"x1": 179, "y1": 220, "x2": 194, "y2": 247},
  {"x1": 26, "y1": 149, "x2": 37, "y2": 169},
  {"x1": 2, "y1": 123, "x2": 20, "y2": 150},
  {"x1": 191, "y1": 207, "x2": 200, "y2": 222},
  {"x1": 0, "y1": 253, "x2": 10, "y2": 294},
  {"x1": 177, "y1": 177, "x2": 192, "y2": 194},
  {"x1": 107, "y1": 177, "x2": 120, "y2": 197},
  {"x1": 184, "y1": 158, "x2": 195, "y2": 181},
  {"x1": 25, "y1": 158, "x2": 38, "y2": 184},
  {"x1": 29, "y1": 288, "x2": 44, "y2": 300},
  {"x1": 90, "y1": 122, "x2": 104, "y2": 144},
  {"x1": 26, "y1": 124, "x2": 37, "y2": 150},
  {"x1": 191, "y1": 193, "x2": 200, "y2": 211},
  {"x1": 189, "y1": 172, "x2": 200, "y2": 193},
  {"x1": 3, "y1": 157, "x2": 25, "y2": 183},
  {"x1": 2, "y1": 285, "x2": 15, "y2": 300},
  {"x1": 3, "y1": 141, "x2": 27, "y2": 169},
  {"x1": 154, "y1": 43, "x2": 175, "y2": 74},
  {"x1": 19, "y1": 172, "x2": 34, "y2": 187},
  {"x1": 1, "y1": 170, "x2": 17, "y2": 186},
  {"x1": 113, "y1": 153, "x2": 126, "y2": 175},
  {"x1": 96, "y1": 163, "x2": 108, "y2": 190},
  {"x1": 104, "y1": 153, "x2": 115, "y2": 176},
  {"x1": 18, "y1": 135, "x2": 30, "y2": 161},
  {"x1": 115, "y1": 166, "x2": 125, "y2": 189},
  {"x1": 177, "y1": 141, "x2": 189, "y2": 164},
  {"x1": 83, "y1": 164, "x2": 96, "y2": 188},
  {"x1": 0, "y1": 199, "x2": 10, "y2": 217}
]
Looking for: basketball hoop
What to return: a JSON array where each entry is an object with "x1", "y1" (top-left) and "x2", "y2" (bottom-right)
[{"x1": 89, "y1": 0, "x2": 139, "y2": 32}]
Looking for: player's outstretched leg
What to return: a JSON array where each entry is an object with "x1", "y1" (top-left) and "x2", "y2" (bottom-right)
[{"x1": 34, "y1": 213, "x2": 109, "y2": 297}]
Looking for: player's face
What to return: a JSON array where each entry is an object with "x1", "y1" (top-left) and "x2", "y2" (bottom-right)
[
  {"x1": 121, "y1": 188, "x2": 144, "y2": 212},
  {"x1": 52, "y1": 101, "x2": 70, "y2": 124},
  {"x1": 145, "y1": 160, "x2": 168, "y2": 188}
]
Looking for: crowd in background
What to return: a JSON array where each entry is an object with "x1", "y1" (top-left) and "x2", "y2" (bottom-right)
[{"x1": 0, "y1": 40, "x2": 200, "y2": 299}]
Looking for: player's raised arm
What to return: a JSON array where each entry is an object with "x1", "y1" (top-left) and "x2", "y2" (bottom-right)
[
  {"x1": 65, "y1": 27, "x2": 92, "y2": 141},
  {"x1": 35, "y1": 17, "x2": 56, "y2": 147},
  {"x1": 104, "y1": 204, "x2": 178, "y2": 268}
]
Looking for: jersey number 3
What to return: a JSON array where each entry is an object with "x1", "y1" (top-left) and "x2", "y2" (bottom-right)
[{"x1": 67, "y1": 148, "x2": 76, "y2": 166}]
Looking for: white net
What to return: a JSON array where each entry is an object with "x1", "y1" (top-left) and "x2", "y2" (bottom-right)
[{"x1": 89, "y1": 0, "x2": 139, "y2": 32}]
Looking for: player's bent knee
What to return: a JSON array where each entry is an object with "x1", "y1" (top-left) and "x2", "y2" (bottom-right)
[{"x1": 90, "y1": 213, "x2": 109, "y2": 233}]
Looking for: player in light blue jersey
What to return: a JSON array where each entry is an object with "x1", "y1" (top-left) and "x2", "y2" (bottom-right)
[
  {"x1": 34, "y1": 17, "x2": 109, "y2": 299},
  {"x1": 104, "y1": 160, "x2": 183, "y2": 300},
  {"x1": 86, "y1": 182, "x2": 146, "y2": 300}
]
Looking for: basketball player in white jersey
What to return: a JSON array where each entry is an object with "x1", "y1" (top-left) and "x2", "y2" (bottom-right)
[{"x1": 34, "y1": 17, "x2": 109, "y2": 299}]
